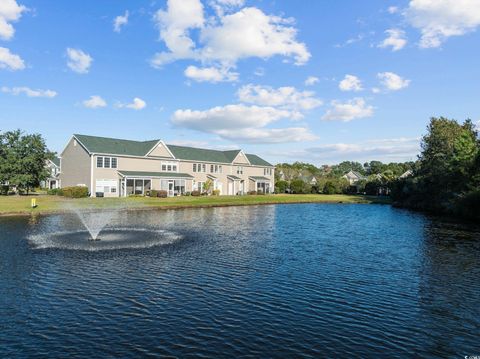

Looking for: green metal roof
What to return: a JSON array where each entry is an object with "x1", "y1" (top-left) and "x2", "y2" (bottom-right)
[
  {"x1": 73, "y1": 134, "x2": 273, "y2": 166},
  {"x1": 118, "y1": 171, "x2": 193, "y2": 178},
  {"x1": 74, "y1": 134, "x2": 159, "y2": 156},
  {"x1": 249, "y1": 176, "x2": 271, "y2": 181},
  {"x1": 246, "y1": 154, "x2": 273, "y2": 167},
  {"x1": 166, "y1": 144, "x2": 232, "y2": 163},
  {"x1": 227, "y1": 175, "x2": 242, "y2": 180}
]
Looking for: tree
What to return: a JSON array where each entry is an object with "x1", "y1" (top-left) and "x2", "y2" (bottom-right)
[
  {"x1": 0, "y1": 130, "x2": 53, "y2": 194},
  {"x1": 203, "y1": 179, "x2": 213, "y2": 194},
  {"x1": 275, "y1": 180, "x2": 288, "y2": 193}
]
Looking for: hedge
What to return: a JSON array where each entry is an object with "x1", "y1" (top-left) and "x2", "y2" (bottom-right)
[{"x1": 61, "y1": 186, "x2": 88, "y2": 198}]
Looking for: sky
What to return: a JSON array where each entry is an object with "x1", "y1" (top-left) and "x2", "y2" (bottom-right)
[{"x1": 1, "y1": 0, "x2": 479, "y2": 165}]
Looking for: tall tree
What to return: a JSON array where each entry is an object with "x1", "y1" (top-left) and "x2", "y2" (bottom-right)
[{"x1": 0, "y1": 130, "x2": 53, "y2": 194}]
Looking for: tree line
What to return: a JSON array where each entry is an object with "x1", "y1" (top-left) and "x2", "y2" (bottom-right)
[
  {"x1": 275, "y1": 160, "x2": 415, "y2": 195},
  {"x1": 391, "y1": 117, "x2": 480, "y2": 219}
]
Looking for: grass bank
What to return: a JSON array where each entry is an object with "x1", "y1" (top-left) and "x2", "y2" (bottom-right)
[{"x1": 0, "y1": 194, "x2": 391, "y2": 216}]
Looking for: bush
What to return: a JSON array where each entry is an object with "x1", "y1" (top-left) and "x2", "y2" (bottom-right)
[
  {"x1": 275, "y1": 180, "x2": 288, "y2": 193},
  {"x1": 157, "y1": 190, "x2": 168, "y2": 198},
  {"x1": 191, "y1": 190, "x2": 201, "y2": 197},
  {"x1": 323, "y1": 181, "x2": 337, "y2": 195},
  {"x1": 290, "y1": 179, "x2": 311, "y2": 194},
  {"x1": 61, "y1": 186, "x2": 88, "y2": 198},
  {"x1": 185, "y1": 192, "x2": 191, "y2": 196},
  {"x1": 150, "y1": 190, "x2": 158, "y2": 197},
  {"x1": 455, "y1": 191, "x2": 480, "y2": 219},
  {"x1": 248, "y1": 190, "x2": 257, "y2": 195},
  {"x1": 47, "y1": 188, "x2": 63, "y2": 196},
  {"x1": 212, "y1": 189, "x2": 220, "y2": 196},
  {"x1": 0, "y1": 185, "x2": 8, "y2": 195}
]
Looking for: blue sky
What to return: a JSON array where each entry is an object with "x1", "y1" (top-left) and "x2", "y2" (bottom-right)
[{"x1": 1, "y1": 0, "x2": 479, "y2": 165}]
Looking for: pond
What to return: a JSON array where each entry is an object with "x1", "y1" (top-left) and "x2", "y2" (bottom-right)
[{"x1": 1, "y1": 204, "x2": 479, "y2": 357}]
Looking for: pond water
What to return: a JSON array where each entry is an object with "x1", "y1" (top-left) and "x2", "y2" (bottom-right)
[{"x1": 1, "y1": 204, "x2": 479, "y2": 357}]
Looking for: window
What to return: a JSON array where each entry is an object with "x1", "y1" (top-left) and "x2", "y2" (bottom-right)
[
  {"x1": 211, "y1": 164, "x2": 214, "y2": 173},
  {"x1": 197, "y1": 181, "x2": 204, "y2": 191},
  {"x1": 264, "y1": 168, "x2": 272, "y2": 176},
  {"x1": 202, "y1": 164, "x2": 206, "y2": 173},
  {"x1": 95, "y1": 179, "x2": 117, "y2": 195},
  {"x1": 96, "y1": 156, "x2": 117, "y2": 169},
  {"x1": 193, "y1": 163, "x2": 197, "y2": 172},
  {"x1": 237, "y1": 166, "x2": 243, "y2": 175},
  {"x1": 161, "y1": 161, "x2": 178, "y2": 172},
  {"x1": 219, "y1": 165, "x2": 222, "y2": 173}
]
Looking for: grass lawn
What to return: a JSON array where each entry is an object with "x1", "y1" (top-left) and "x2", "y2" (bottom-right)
[{"x1": 0, "y1": 193, "x2": 391, "y2": 216}]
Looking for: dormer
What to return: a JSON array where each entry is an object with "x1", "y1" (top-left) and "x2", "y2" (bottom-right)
[{"x1": 232, "y1": 151, "x2": 251, "y2": 165}]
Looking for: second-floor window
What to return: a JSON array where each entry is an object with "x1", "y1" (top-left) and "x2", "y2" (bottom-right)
[
  {"x1": 264, "y1": 168, "x2": 272, "y2": 176},
  {"x1": 97, "y1": 156, "x2": 118, "y2": 168},
  {"x1": 237, "y1": 166, "x2": 243, "y2": 175},
  {"x1": 210, "y1": 164, "x2": 222, "y2": 173},
  {"x1": 193, "y1": 163, "x2": 206, "y2": 173},
  {"x1": 161, "y1": 161, "x2": 178, "y2": 172}
]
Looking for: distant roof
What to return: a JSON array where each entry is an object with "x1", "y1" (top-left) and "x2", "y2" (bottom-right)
[
  {"x1": 72, "y1": 134, "x2": 273, "y2": 166},
  {"x1": 51, "y1": 157, "x2": 60, "y2": 167},
  {"x1": 249, "y1": 176, "x2": 271, "y2": 181}
]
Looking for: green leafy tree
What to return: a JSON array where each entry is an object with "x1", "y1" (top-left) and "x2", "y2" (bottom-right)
[{"x1": 0, "y1": 130, "x2": 53, "y2": 194}]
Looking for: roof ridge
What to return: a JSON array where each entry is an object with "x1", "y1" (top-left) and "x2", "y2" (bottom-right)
[{"x1": 75, "y1": 133, "x2": 159, "y2": 144}]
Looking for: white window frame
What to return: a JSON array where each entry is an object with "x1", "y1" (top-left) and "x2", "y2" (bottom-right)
[
  {"x1": 161, "y1": 161, "x2": 179, "y2": 173},
  {"x1": 96, "y1": 156, "x2": 118, "y2": 169}
]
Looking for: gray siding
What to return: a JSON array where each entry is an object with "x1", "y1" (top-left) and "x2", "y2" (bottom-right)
[{"x1": 59, "y1": 137, "x2": 91, "y2": 191}]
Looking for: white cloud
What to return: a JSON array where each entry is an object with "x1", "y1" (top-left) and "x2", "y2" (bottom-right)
[
  {"x1": 0, "y1": 46, "x2": 25, "y2": 70},
  {"x1": 216, "y1": 127, "x2": 317, "y2": 143},
  {"x1": 151, "y1": 1, "x2": 310, "y2": 75},
  {"x1": 405, "y1": 0, "x2": 480, "y2": 48},
  {"x1": 117, "y1": 97, "x2": 147, "y2": 110},
  {"x1": 388, "y1": 6, "x2": 399, "y2": 14},
  {"x1": 322, "y1": 98, "x2": 374, "y2": 122},
  {"x1": 304, "y1": 76, "x2": 319, "y2": 86},
  {"x1": 1, "y1": 86, "x2": 57, "y2": 98},
  {"x1": 113, "y1": 11, "x2": 129, "y2": 33},
  {"x1": 377, "y1": 71, "x2": 410, "y2": 91},
  {"x1": 0, "y1": 0, "x2": 26, "y2": 40},
  {"x1": 277, "y1": 137, "x2": 420, "y2": 163},
  {"x1": 83, "y1": 95, "x2": 107, "y2": 109},
  {"x1": 338, "y1": 74, "x2": 363, "y2": 92},
  {"x1": 184, "y1": 65, "x2": 238, "y2": 82},
  {"x1": 66, "y1": 48, "x2": 92, "y2": 74},
  {"x1": 378, "y1": 28, "x2": 407, "y2": 51},
  {"x1": 171, "y1": 104, "x2": 316, "y2": 143},
  {"x1": 237, "y1": 84, "x2": 322, "y2": 112}
]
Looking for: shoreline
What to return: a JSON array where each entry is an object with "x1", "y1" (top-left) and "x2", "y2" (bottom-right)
[{"x1": 0, "y1": 194, "x2": 391, "y2": 218}]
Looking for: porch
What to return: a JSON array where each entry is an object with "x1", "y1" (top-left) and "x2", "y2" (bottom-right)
[
  {"x1": 249, "y1": 176, "x2": 272, "y2": 194},
  {"x1": 118, "y1": 171, "x2": 194, "y2": 197}
]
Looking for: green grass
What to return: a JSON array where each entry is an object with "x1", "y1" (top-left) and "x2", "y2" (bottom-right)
[{"x1": 0, "y1": 193, "x2": 391, "y2": 216}]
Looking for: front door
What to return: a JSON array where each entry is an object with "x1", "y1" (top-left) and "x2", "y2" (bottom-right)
[
  {"x1": 228, "y1": 181, "x2": 233, "y2": 195},
  {"x1": 168, "y1": 181, "x2": 174, "y2": 197}
]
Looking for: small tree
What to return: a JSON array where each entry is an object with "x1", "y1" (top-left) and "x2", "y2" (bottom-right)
[
  {"x1": 203, "y1": 179, "x2": 213, "y2": 194},
  {"x1": 275, "y1": 180, "x2": 288, "y2": 193}
]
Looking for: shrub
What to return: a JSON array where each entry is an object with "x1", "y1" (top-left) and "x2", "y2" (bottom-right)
[
  {"x1": 275, "y1": 180, "x2": 288, "y2": 193},
  {"x1": 290, "y1": 179, "x2": 310, "y2": 194},
  {"x1": 157, "y1": 190, "x2": 168, "y2": 198},
  {"x1": 150, "y1": 190, "x2": 158, "y2": 197},
  {"x1": 0, "y1": 185, "x2": 9, "y2": 195},
  {"x1": 191, "y1": 190, "x2": 201, "y2": 197},
  {"x1": 323, "y1": 181, "x2": 337, "y2": 195},
  {"x1": 185, "y1": 192, "x2": 191, "y2": 196},
  {"x1": 47, "y1": 188, "x2": 63, "y2": 196},
  {"x1": 248, "y1": 190, "x2": 257, "y2": 195},
  {"x1": 455, "y1": 190, "x2": 480, "y2": 220},
  {"x1": 212, "y1": 189, "x2": 220, "y2": 196},
  {"x1": 62, "y1": 186, "x2": 88, "y2": 198}
]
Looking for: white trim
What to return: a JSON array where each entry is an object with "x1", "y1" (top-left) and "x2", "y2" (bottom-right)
[
  {"x1": 145, "y1": 140, "x2": 177, "y2": 159},
  {"x1": 231, "y1": 150, "x2": 251, "y2": 165},
  {"x1": 90, "y1": 155, "x2": 94, "y2": 197}
]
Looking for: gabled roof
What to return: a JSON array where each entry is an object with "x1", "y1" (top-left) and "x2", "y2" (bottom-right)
[
  {"x1": 245, "y1": 154, "x2": 272, "y2": 167},
  {"x1": 71, "y1": 134, "x2": 273, "y2": 166},
  {"x1": 74, "y1": 134, "x2": 159, "y2": 156},
  {"x1": 50, "y1": 157, "x2": 60, "y2": 167}
]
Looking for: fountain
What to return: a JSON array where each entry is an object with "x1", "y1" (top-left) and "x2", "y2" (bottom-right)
[{"x1": 28, "y1": 204, "x2": 184, "y2": 251}]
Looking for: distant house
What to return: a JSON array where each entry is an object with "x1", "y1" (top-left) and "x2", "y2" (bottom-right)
[
  {"x1": 342, "y1": 170, "x2": 365, "y2": 185},
  {"x1": 41, "y1": 157, "x2": 61, "y2": 189},
  {"x1": 277, "y1": 170, "x2": 286, "y2": 181},
  {"x1": 299, "y1": 173, "x2": 317, "y2": 185},
  {"x1": 399, "y1": 170, "x2": 413, "y2": 179}
]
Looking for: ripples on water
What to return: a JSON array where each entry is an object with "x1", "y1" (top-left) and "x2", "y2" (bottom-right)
[{"x1": 0, "y1": 204, "x2": 479, "y2": 358}]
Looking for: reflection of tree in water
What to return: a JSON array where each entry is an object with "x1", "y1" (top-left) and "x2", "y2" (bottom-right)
[{"x1": 418, "y1": 218, "x2": 480, "y2": 357}]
